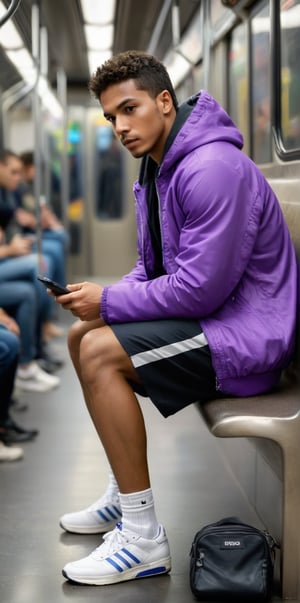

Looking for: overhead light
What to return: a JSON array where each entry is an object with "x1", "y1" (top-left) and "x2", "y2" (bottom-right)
[
  {"x1": 6, "y1": 48, "x2": 35, "y2": 78},
  {"x1": 84, "y1": 24, "x2": 113, "y2": 50},
  {"x1": 88, "y1": 50, "x2": 112, "y2": 76},
  {"x1": 80, "y1": 0, "x2": 116, "y2": 25},
  {"x1": 0, "y1": 1, "x2": 23, "y2": 49}
]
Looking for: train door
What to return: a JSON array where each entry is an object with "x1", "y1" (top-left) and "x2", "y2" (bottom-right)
[
  {"x1": 64, "y1": 107, "x2": 138, "y2": 279},
  {"x1": 81, "y1": 107, "x2": 138, "y2": 279},
  {"x1": 47, "y1": 106, "x2": 139, "y2": 280}
]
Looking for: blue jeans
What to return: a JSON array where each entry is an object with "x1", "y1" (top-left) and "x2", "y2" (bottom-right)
[
  {"x1": 0, "y1": 281, "x2": 37, "y2": 364},
  {"x1": 0, "y1": 253, "x2": 53, "y2": 322},
  {"x1": 0, "y1": 327, "x2": 19, "y2": 423}
]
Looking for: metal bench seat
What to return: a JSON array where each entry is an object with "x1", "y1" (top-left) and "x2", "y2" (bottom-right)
[
  {"x1": 200, "y1": 372, "x2": 299, "y2": 599},
  {"x1": 200, "y1": 200, "x2": 300, "y2": 600}
]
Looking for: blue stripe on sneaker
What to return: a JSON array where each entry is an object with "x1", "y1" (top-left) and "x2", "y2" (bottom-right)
[
  {"x1": 96, "y1": 506, "x2": 119, "y2": 522},
  {"x1": 106, "y1": 557, "x2": 124, "y2": 572},
  {"x1": 136, "y1": 566, "x2": 168, "y2": 577},
  {"x1": 105, "y1": 506, "x2": 119, "y2": 520},
  {"x1": 122, "y1": 548, "x2": 141, "y2": 564},
  {"x1": 97, "y1": 509, "x2": 111, "y2": 522},
  {"x1": 113, "y1": 505, "x2": 122, "y2": 516},
  {"x1": 114, "y1": 552, "x2": 132, "y2": 568}
]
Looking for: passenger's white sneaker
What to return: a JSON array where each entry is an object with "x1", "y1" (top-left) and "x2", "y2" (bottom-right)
[
  {"x1": 0, "y1": 441, "x2": 24, "y2": 461},
  {"x1": 62, "y1": 522, "x2": 171, "y2": 585},
  {"x1": 60, "y1": 497, "x2": 122, "y2": 534},
  {"x1": 16, "y1": 361, "x2": 60, "y2": 392}
]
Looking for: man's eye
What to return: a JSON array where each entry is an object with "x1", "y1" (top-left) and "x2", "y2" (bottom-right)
[{"x1": 125, "y1": 106, "x2": 135, "y2": 113}]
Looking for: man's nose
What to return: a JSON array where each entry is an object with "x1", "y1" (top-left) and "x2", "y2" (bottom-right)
[{"x1": 114, "y1": 116, "x2": 129, "y2": 136}]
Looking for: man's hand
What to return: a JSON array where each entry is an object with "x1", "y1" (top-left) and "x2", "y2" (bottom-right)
[{"x1": 54, "y1": 281, "x2": 104, "y2": 321}]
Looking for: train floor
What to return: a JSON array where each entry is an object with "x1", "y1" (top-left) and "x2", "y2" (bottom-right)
[{"x1": 0, "y1": 311, "x2": 285, "y2": 603}]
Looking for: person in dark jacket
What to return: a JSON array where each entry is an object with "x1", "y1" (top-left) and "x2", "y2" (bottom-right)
[
  {"x1": 0, "y1": 310, "x2": 39, "y2": 461},
  {"x1": 55, "y1": 51, "x2": 297, "y2": 586}
]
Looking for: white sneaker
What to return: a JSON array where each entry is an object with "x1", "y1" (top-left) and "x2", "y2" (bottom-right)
[
  {"x1": 16, "y1": 361, "x2": 60, "y2": 392},
  {"x1": 60, "y1": 497, "x2": 122, "y2": 534},
  {"x1": 62, "y1": 522, "x2": 171, "y2": 585},
  {"x1": 0, "y1": 441, "x2": 24, "y2": 461}
]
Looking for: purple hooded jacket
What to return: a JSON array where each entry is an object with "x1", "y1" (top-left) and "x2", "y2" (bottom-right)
[{"x1": 101, "y1": 90, "x2": 297, "y2": 396}]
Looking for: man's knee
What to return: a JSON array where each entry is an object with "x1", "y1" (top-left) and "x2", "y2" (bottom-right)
[
  {"x1": 79, "y1": 327, "x2": 113, "y2": 368},
  {"x1": 79, "y1": 327, "x2": 139, "y2": 385},
  {"x1": 67, "y1": 318, "x2": 103, "y2": 352},
  {"x1": 67, "y1": 319, "x2": 83, "y2": 353}
]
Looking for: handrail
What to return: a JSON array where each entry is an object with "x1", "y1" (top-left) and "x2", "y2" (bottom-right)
[{"x1": 0, "y1": 0, "x2": 21, "y2": 28}]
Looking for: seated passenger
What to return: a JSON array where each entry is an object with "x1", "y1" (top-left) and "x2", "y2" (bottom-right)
[
  {"x1": 0, "y1": 266, "x2": 60, "y2": 392},
  {"x1": 0, "y1": 151, "x2": 63, "y2": 376},
  {"x1": 54, "y1": 52, "x2": 297, "y2": 586},
  {"x1": 16, "y1": 150, "x2": 69, "y2": 340},
  {"x1": 0, "y1": 311, "x2": 38, "y2": 460}
]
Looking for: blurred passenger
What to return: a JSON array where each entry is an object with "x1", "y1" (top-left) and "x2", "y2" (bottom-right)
[
  {"x1": 0, "y1": 149, "x2": 67, "y2": 340},
  {"x1": 0, "y1": 307, "x2": 39, "y2": 444},
  {"x1": 0, "y1": 259, "x2": 60, "y2": 392},
  {"x1": 17, "y1": 150, "x2": 69, "y2": 340},
  {"x1": 55, "y1": 51, "x2": 297, "y2": 586},
  {"x1": 0, "y1": 150, "x2": 63, "y2": 377},
  {"x1": 0, "y1": 324, "x2": 23, "y2": 462}
]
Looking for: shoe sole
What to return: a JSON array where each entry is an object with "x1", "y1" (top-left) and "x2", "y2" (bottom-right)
[
  {"x1": 62, "y1": 557, "x2": 172, "y2": 585},
  {"x1": 15, "y1": 380, "x2": 59, "y2": 393},
  {"x1": 59, "y1": 519, "x2": 119, "y2": 534}
]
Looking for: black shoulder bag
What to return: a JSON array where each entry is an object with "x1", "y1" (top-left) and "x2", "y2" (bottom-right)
[{"x1": 189, "y1": 517, "x2": 278, "y2": 601}]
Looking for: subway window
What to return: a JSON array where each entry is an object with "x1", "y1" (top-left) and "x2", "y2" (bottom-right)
[
  {"x1": 228, "y1": 22, "x2": 249, "y2": 154},
  {"x1": 251, "y1": 2, "x2": 272, "y2": 164},
  {"x1": 94, "y1": 123, "x2": 124, "y2": 220},
  {"x1": 280, "y1": 0, "x2": 300, "y2": 151}
]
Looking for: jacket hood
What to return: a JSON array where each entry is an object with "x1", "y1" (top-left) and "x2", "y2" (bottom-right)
[
  {"x1": 138, "y1": 90, "x2": 244, "y2": 184},
  {"x1": 161, "y1": 89, "x2": 244, "y2": 173}
]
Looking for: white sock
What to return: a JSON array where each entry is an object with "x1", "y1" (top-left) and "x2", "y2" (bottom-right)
[
  {"x1": 98, "y1": 469, "x2": 120, "y2": 505},
  {"x1": 105, "y1": 469, "x2": 120, "y2": 500},
  {"x1": 119, "y1": 488, "x2": 160, "y2": 539}
]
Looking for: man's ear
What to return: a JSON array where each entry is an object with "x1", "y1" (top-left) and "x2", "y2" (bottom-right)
[{"x1": 157, "y1": 90, "x2": 174, "y2": 116}]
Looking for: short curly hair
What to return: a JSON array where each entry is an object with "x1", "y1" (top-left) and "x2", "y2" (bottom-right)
[{"x1": 88, "y1": 50, "x2": 178, "y2": 110}]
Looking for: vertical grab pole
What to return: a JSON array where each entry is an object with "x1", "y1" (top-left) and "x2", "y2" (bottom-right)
[
  {"x1": 57, "y1": 68, "x2": 69, "y2": 237},
  {"x1": 31, "y1": 1, "x2": 43, "y2": 272},
  {"x1": 40, "y1": 26, "x2": 50, "y2": 206}
]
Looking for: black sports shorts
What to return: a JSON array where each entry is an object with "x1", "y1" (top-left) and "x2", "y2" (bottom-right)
[{"x1": 110, "y1": 318, "x2": 221, "y2": 418}]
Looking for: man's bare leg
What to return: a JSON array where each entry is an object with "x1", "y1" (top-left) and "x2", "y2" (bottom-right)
[
  {"x1": 62, "y1": 320, "x2": 171, "y2": 585},
  {"x1": 67, "y1": 319, "x2": 150, "y2": 493}
]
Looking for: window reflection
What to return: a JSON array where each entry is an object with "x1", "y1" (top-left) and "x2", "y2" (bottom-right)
[
  {"x1": 228, "y1": 22, "x2": 249, "y2": 154},
  {"x1": 280, "y1": 0, "x2": 300, "y2": 151},
  {"x1": 251, "y1": 4, "x2": 272, "y2": 164}
]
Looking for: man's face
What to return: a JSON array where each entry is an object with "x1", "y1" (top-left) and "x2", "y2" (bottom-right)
[
  {"x1": 100, "y1": 79, "x2": 174, "y2": 164},
  {"x1": 0, "y1": 156, "x2": 23, "y2": 190}
]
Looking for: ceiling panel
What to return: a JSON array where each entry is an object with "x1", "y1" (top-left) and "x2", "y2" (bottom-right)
[{"x1": 0, "y1": 0, "x2": 201, "y2": 94}]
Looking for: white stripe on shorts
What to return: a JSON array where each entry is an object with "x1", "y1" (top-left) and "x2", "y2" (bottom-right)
[{"x1": 131, "y1": 332, "x2": 208, "y2": 368}]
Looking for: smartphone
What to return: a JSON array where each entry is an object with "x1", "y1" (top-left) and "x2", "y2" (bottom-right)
[{"x1": 37, "y1": 275, "x2": 70, "y2": 296}]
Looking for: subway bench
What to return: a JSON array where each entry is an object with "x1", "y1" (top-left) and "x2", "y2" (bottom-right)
[{"x1": 199, "y1": 199, "x2": 300, "y2": 600}]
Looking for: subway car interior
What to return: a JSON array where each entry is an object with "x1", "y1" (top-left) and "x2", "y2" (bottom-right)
[{"x1": 0, "y1": 1, "x2": 299, "y2": 602}]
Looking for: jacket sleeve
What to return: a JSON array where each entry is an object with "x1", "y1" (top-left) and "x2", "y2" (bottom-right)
[
  {"x1": 120, "y1": 257, "x2": 148, "y2": 283},
  {"x1": 100, "y1": 160, "x2": 260, "y2": 324}
]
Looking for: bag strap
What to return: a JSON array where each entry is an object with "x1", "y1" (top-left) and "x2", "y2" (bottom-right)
[{"x1": 212, "y1": 516, "x2": 243, "y2": 527}]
